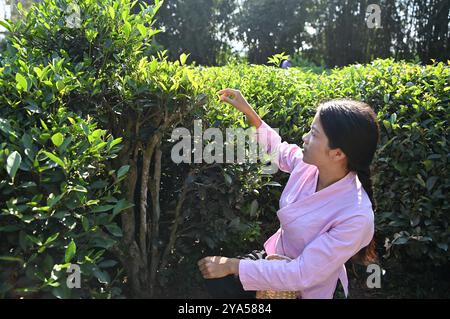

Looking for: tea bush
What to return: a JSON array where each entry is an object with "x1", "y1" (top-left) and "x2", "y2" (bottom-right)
[{"x1": 0, "y1": 74, "x2": 127, "y2": 298}]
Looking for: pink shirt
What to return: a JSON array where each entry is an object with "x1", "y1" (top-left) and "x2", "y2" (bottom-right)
[{"x1": 238, "y1": 120, "x2": 375, "y2": 299}]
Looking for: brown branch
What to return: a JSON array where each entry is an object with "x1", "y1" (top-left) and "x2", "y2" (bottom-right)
[
  {"x1": 121, "y1": 141, "x2": 138, "y2": 245},
  {"x1": 159, "y1": 169, "x2": 195, "y2": 270},
  {"x1": 149, "y1": 143, "x2": 162, "y2": 296},
  {"x1": 139, "y1": 135, "x2": 160, "y2": 262},
  {"x1": 95, "y1": 228, "x2": 144, "y2": 295}
]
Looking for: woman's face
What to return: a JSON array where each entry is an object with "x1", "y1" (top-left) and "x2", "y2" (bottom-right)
[{"x1": 301, "y1": 111, "x2": 337, "y2": 167}]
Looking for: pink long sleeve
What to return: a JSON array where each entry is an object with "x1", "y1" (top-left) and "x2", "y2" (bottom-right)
[
  {"x1": 238, "y1": 212, "x2": 374, "y2": 292},
  {"x1": 256, "y1": 120, "x2": 304, "y2": 174}
]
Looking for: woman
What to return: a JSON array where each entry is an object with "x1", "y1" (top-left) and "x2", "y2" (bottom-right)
[{"x1": 198, "y1": 88, "x2": 380, "y2": 299}]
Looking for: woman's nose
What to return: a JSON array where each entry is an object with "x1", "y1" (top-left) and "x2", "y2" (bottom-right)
[{"x1": 302, "y1": 133, "x2": 309, "y2": 144}]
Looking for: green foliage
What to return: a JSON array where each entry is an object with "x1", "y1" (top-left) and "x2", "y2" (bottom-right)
[
  {"x1": 0, "y1": 104, "x2": 128, "y2": 298},
  {"x1": 289, "y1": 52, "x2": 327, "y2": 74},
  {"x1": 267, "y1": 52, "x2": 290, "y2": 68},
  {"x1": 0, "y1": 0, "x2": 145, "y2": 299}
]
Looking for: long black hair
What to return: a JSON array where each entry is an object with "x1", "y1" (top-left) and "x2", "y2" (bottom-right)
[{"x1": 317, "y1": 99, "x2": 380, "y2": 265}]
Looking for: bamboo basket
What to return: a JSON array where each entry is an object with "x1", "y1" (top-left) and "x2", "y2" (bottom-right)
[{"x1": 255, "y1": 254, "x2": 300, "y2": 299}]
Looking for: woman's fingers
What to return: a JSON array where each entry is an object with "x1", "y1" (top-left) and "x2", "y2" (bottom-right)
[
  {"x1": 218, "y1": 88, "x2": 234, "y2": 95},
  {"x1": 218, "y1": 90, "x2": 237, "y2": 105},
  {"x1": 218, "y1": 88, "x2": 239, "y2": 98},
  {"x1": 198, "y1": 258, "x2": 211, "y2": 278},
  {"x1": 197, "y1": 257, "x2": 207, "y2": 267},
  {"x1": 199, "y1": 265, "x2": 207, "y2": 274}
]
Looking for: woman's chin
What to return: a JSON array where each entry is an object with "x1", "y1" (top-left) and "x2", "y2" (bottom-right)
[{"x1": 302, "y1": 154, "x2": 309, "y2": 164}]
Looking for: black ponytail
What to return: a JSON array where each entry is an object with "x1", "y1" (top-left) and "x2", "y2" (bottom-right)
[
  {"x1": 352, "y1": 166, "x2": 378, "y2": 265},
  {"x1": 318, "y1": 99, "x2": 380, "y2": 266}
]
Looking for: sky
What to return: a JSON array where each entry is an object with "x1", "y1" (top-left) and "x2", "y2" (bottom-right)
[
  {"x1": 0, "y1": 0, "x2": 11, "y2": 22},
  {"x1": 0, "y1": 0, "x2": 11, "y2": 38}
]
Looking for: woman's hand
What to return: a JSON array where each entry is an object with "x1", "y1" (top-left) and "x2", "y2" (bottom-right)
[
  {"x1": 217, "y1": 88, "x2": 252, "y2": 114},
  {"x1": 197, "y1": 256, "x2": 240, "y2": 279},
  {"x1": 217, "y1": 88, "x2": 262, "y2": 128}
]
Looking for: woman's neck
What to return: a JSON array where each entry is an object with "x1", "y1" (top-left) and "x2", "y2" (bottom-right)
[{"x1": 316, "y1": 166, "x2": 350, "y2": 192}]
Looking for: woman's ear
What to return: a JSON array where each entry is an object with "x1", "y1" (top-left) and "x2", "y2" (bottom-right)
[{"x1": 330, "y1": 148, "x2": 347, "y2": 162}]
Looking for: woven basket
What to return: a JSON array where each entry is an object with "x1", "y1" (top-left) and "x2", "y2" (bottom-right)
[{"x1": 255, "y1": 254, "x2": 300, "y2": 299}]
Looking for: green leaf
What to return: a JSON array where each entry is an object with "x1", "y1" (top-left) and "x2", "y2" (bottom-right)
[
  {"x1": 108, "y1": 6, "x2": 115, "y2": 19},
  {"x1": 51, "y1": 133, "x2": 64, "y2": 147},
  {"x1": 26, "y1": 234, "x2": 42, "y2": 246},
  {"x1": 123, "y1": 21, "x2": 131, "y2": 38},
  {"x1": 416, "y1": 174, "x2": 426, "y2": 188},
  {"x1": 393, "y1": 237, "x2": 408, "y2": 245},
  {"x1": 148, "y1": 29, "x2": 161, "y2": 37},
  {"x1": 52, "y1": 285, "x2": 71, "y2": 299},
  {"x1": 249, "y1": 199, "x2": 259, "y2": 217},
  {"x1": 56, "y1": 80, "x2": 65, "y2": 92},
  {"x1": 112, "y1": 199, "x2": 134, "y2": 218},
  {"x1": 93, "y1": 141, "x2": 107, "y2": 151},
  {"x1": 91, "y1": 237, "x2": 116, "y2": 249},
  {"x1": 99, "y1": 260, "x2": 118, "y2": 268},
  {"x1": 65, "y1": 240, "x2": 76, "y2": 263},
  {"x1": 263, "y1": 181, "x2": 282, "y2": 187},
  {"x1": 42, "y1": 151, "x2": 65, "y2": 168},
  {"x1": 137, "y1": 24, "x2": 147, "y2": 37},
  {"x1": 73, "y1": 185, "x2": 88, "y2": 193},
  {"x1": 81, "y1": 216, "x2": 89, "y2": 232},
  {"x1": 33, "y1": 67, "x2": 43, "y2": 79},
  {"x1": 16, "y1": 73, "x2": 28, "y2": 92},
  {"x1": 117, "y1": 165, "x2": 130, "y2": 180},
  {"x1": 47, "y1": 193, "x2": 62, "y2": 208},
  {"x1": 44, "y1": 232, "x2": 60, "y2": 246},
  {"x1": 0, "y1": 225, "x2": 21, "y2": 232},
  {"x1": 180, "y1": 53, "x2": 189, "y2": 66},
  {"x1": 40, "y1": 119, "x2": 49, "y2": 131},
  {"x1": 108, "y1": 137, "x2": 122, "y2": 150},
  {"x1": 0, "y1": 118, "x2": 18, "y2": 138},
  {"x1": 422, "y1": 159, "x2": 433, "y2": 171},
  {"x1": 92, "y1": 205, "x2": 115, "y2": 213},
  {"x1": 0, "y1": 20, "x2": 12, "y2": 32},
  {"x1": 390, "y1": 113, "x2": 397, "y2": 124},
  {"x1": 6, "y1": 151, "x2": 22, "y2": 180},
  {"x1": 149, "y1": 59, "x2": 158, "y2": 73},
  {"x1": 80, "y1": 122, "x2": 90, "y2": 136},
  {"x1": 224, "y1": 173, "x2": 232, "y2": 186},
  {"x1": 426, "y1": 176, "x2": 438, "y2": 191},
  {"x1": 93, "y1": 267, "x2": 110, "y2": 284},
  {"x1": 0, "y1": 256, "x2": 24, "y2": 264},
  {"x1": 105, "y1": 223, "x2": 123, "y2": 237}
]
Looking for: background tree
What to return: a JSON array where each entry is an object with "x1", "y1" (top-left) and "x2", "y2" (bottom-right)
[
  {"x1": 234, "y1": 0, "x2": 311, "y2": 64},
  {"x1": 137, "y1": 0, "x2": 236, "y2": 66},
  {"x1": 414, "y1": 0, "x2": 450, "y2": 63}
]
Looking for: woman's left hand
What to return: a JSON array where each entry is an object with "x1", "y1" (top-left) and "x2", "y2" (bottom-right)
[{"x1": 197, "y1": 256, "x2": 240, "y2": 279}]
